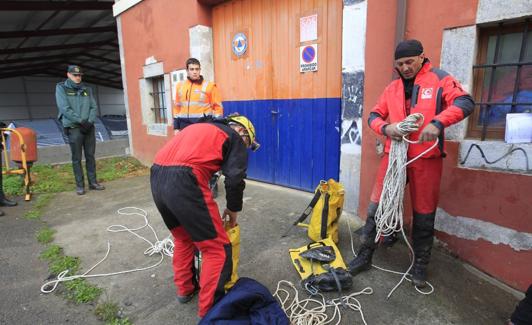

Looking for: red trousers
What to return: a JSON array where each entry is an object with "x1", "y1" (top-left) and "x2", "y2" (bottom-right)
[
  {"x1": 151, "y1": 165, "x2": 232, "y2": 317},
  {"x1": 370, "y1": 154, "x2": 443, "y2": 214}
]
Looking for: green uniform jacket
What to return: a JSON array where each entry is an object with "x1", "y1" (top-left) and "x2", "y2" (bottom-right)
[{"x1": 56, "y1": 80, "x2": 97, "y2": 128}]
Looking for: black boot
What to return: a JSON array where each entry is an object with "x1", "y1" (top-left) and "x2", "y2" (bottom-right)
[
  {"x1": 348, "y1": 202, "x2": 378, "y2": 276},
  {"x1": 410, "y1": 211, "x2": 436, "y2": 288},
  {"x1": 382, "y1": 231, "x2": 399, "y2": 248}
]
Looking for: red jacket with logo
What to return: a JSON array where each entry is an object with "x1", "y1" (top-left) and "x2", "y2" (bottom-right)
[{"x1": 368, "y1": 61, "x2": 474, "y2": 158}]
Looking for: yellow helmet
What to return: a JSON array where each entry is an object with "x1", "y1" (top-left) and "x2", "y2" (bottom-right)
[{"x1": 227, "y1": 114, "x2": 260, "y2": 151}]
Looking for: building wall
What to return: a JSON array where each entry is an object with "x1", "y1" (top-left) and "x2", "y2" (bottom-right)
[
  {"x1": 117, "y1": 0, "x2": 212, "y2": 164},
  {"x1": 0, "y1": 76, "x2": 125, "y2": 121},
  {"x1": 361, "y1": 0, "x2": 531, "y2": 291}
]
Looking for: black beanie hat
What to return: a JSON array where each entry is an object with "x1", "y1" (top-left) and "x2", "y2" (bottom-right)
[{"x1": 394, "y1": 39, "x2": 424, "y2": 60}]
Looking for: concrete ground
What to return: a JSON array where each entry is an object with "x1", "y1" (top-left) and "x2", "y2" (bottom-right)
[{"x1": 1, "y1": 175, "x2": 520, "y2": 324}]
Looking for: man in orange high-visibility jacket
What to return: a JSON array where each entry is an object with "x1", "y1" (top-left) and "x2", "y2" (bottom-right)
[{"x1": 173, "y1": 58, "x2": 223, "y2": 130}]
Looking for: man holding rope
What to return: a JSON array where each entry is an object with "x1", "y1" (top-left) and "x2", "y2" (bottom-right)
[{"x1": 348, "y1": 39, "x2": 474, "y2": 288}]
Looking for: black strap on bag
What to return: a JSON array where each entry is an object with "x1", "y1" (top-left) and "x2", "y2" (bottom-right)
[
  {"x1": 281, "y1": 190, "x2": 322, "y2": 237},
  {"x1": 320, "y1": 193, "x2": 330, "y2": 240}
]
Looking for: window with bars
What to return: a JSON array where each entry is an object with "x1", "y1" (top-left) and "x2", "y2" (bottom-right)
[
  {"x1": 469, "y1": 20, "x2": 532, "y2": 140},
  {"x1": 150, "y1": 76, "x2": 167, "y2": 124}
]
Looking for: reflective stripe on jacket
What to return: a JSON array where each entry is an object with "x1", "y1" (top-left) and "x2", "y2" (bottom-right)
[
  {"x1": 368, "y1": 60, "x2": 474, "y2": 158},
  {"x1": 172, "y1": 79, "x2": 223, "y2": 128}
]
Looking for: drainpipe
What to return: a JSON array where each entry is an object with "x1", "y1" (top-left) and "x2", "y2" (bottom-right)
[{"x1": 395, "y1": 0, "x2": 407, "y2": 46}]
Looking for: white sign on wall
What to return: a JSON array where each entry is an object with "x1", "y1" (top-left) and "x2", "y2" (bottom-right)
[
  {"x1": 300, "y1": 14, "x2": 317, "y2": 42},
  {"x1": 300, "y1": 44, "x2": 318, "y2": 72},
  {"x1": 505, "y1": 113, "x2": 532, "y2": 143}
]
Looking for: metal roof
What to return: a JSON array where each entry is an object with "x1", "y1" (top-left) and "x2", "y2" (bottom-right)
[{"x1": 0, "y1": 0, "x2": 121, "y2": 89}]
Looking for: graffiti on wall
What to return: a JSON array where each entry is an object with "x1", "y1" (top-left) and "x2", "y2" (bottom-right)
[
  {"x1": 340, "y1": 0, "x2": 366, "y2": 155},
  {"x1": 341, "y1": 71, "x2": 364, "y2": 154}
]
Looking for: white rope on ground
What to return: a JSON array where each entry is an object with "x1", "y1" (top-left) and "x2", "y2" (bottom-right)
[
  {"x1": 357, "y1": 113, "x2": 437, "y2": 298},
  {"x1": 274, "y1": 280, "x2": 373, "y2": 325},
  {"x1": 41, "y1": 207, "x2": 174, "y2": 293}
]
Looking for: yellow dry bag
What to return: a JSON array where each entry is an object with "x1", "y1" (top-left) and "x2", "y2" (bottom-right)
[{"x1": 296, "y1": 179, "x2": 344, "y2": 243}]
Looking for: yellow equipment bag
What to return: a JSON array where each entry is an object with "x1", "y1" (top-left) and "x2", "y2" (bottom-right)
[
  {"x1": 194, "y1": 223, "x2": 240, "y2": 292},
  {"x1": 289, "y1": 237, "x2": 352, "y2": 293},
  {"x1": 224, "y1": 223, "x2": 240, "y2": 291},
  {"x1": 297, "y1": 179, "x2": 345, "y2": 243},
  {"x1": 289, "y1": 237, "x2": 347, "y2": 280}
]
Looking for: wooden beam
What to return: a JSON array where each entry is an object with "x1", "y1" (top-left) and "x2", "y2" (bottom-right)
[
  {"x1": 79, "y1": 64, "x2": 122, "y2": 77},
  {"x1": 0, "y1": 39, "x2": 116, "y2": 55},
  {"x1": 81, "y1": 53, "x2": 121, "y2": 65},
  {"x1": 0, "y1": 60, "x2": 66, "y2": 74},
  {"x1": 45, "y1": 70, "x2": 122, "y2": 89},
  {"x1": 0, "y1": 25, "x2": 116, "y2": 39},
  {"x1": 0, "y1": 1, "x2": 113, "y2": 11},
  {"x1": 0, "y1": 52, "x2": 86, "y2": 65}
]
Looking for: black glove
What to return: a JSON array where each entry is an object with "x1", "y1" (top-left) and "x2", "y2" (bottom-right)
[
  {"x1": 80, "y1": 120, "x2": 93, "y2": 129},
  {"x1": 0, "y1": 121, "x2": 6, "y2": 128}
]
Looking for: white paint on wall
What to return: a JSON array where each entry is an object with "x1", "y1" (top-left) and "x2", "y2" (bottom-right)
[
  {"x1": 189, "y1": 25, "x2": 215, "y2": 83},
  {"x1": 117, "y1": 16, "x2": 134, "y2": 156},
  {"x1": 340, "y1": 0, "x2": 367, "y2": 214},
  {"x1": 436, "y1": 208, "x2": 532, "y2": 251},
  {"x1": 440, "y1": 26, "x2": 477, "y2": 141},
  {"x1": 113, "y1": 0, "x2": 143, "y2": 17},
  {"x1": 477, "y1": 0, "x2": 532, "y2": 24},
  {"x1": 342, "y1": 1, "x2": 367, "y2": 73}
]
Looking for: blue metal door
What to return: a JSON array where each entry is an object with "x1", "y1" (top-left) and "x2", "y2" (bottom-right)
[{"x1": 223, "y1": 99, "x2": 340, "y2": 192}]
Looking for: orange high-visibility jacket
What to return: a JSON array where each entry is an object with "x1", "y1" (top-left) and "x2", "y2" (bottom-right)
[{"x1": 173, "y1": 78, "x2": 223, "y2": 129}]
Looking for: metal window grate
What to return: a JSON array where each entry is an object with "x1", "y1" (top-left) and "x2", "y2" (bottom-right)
[
  {"x1": 472, "y1": 20, "x2": 532, "y2": 140},
  {"x1": 150, "y1": 77, "x2": 167, "y2": 124}
]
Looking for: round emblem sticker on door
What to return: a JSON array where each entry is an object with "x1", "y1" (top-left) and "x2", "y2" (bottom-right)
[{"x1": 232, "y1": 32, "x2": 248, "y2": 57}]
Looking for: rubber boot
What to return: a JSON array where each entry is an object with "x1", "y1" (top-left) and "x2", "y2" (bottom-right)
[
  {"x1": 348, "y1": 202, "x2": 378, "y2": 276},
  {"x1": 410, "y1": 211, "x2": 436, "y2": 288},
  {"x1": 382, "y1": 231, "x2": 399, "y2": 248}
]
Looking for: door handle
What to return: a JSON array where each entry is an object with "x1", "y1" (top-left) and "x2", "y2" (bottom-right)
[{"x1": 271, "y1": 110, "x2": 279, "y2": 115}]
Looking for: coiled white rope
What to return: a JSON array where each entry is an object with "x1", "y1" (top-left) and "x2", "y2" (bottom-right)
[
  {"x1": 41, "y1": 207, "x2": 174, "y2": 293},
  {"x1": 368, "y1": 113, "x2": 437, "y2": 298},
  {"x1": 274, "y1": 280, "x2": 373, "y2": 325}
]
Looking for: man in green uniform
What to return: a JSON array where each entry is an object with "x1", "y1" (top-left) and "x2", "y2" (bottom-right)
[{"x1": 56, "y1": 65, "x2": 105, "y2": 195}]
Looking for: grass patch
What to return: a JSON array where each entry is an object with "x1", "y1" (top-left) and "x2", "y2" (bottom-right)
[
  {"x1": 49, "y1": 255, "x2": 80, "y2": 275},
  {"x1": 40, "y1": 244, "x2": 102, "y2": 304},
  {"x1": 36, "y1": 226, "x2": 55, "y2": 244},
  {"x1": 106, "y1": 318, "x2": 132, "y2": 325},
  {"x1": 24, "y1": 193, "x2": 54, "y2": 220},
  {"x1": 64, "y1": 278, "x2": 102, "y2": 304},
  {"x1": 3, "y1": 156, "x2": 148, "y2": 197},
  {"x1": 95, "y1": 301, "x2": 120, "y2": 322},
  {"x1": 40, "y1": 244, "x2": 62, "y2": 262}
]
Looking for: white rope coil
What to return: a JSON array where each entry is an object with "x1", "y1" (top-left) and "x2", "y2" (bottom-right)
[
  {"x1": 41, "y1": 207, "x2": 174, "y2": 293},
  {"x1": 274, "y1": 280, "x2": 373, "y2": 325}
]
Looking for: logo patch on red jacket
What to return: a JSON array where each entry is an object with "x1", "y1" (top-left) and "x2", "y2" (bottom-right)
[{"x1": 421, "y1": 88, "x2": 433, "y2": 99}]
